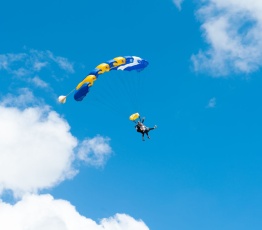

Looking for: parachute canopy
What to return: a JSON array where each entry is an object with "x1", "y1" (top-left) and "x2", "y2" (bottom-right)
[
  {"x1": 58, "y1": 56, "x2": 149, "y2": 103},
  {"x1": 129, "y1": 113, "x2": 140, "y2": 121}
]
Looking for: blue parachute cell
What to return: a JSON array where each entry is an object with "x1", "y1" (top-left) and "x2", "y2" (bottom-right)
[{"x1": 74, "y1": 83, "x2": 90, "y2": 101}]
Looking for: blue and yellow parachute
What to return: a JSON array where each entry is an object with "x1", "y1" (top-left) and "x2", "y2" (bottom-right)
[{"x1": 58, "y1": 56, "x2": 149, "y2": 103}]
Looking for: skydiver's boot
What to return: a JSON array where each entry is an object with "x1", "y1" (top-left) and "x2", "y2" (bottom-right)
[
  {"x1": 148, "y1": 136, "x2": 150, "y2": 139},
  {"x1": 154, "y1": 125, "x2": 157, "y2": 129}
]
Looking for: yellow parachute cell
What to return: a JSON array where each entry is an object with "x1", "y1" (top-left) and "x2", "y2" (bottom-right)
[
  {"x1": 96, "y1": 63, "x2": 110, "y2": 74},
  {"x1": 76, "y1": 75, "x2": 97, "y2": 90},
  {"x1": 113, "y1": 57, "x2": 126, "y2": 67},
  {"x1": 129, "y1": 113, "x2": 140, "y2": 121}
]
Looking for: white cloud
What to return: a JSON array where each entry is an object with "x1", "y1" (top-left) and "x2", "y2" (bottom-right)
[
  {"x1": 192, "y1": 0, "x2": 262, "y2": 76},
  {"x1": 0, "y1": 90, "x2": 114, "y2": 197},
  {"x1": 0, "y1": 100, "x2": 78, "y2": 197},
  {"x1": 206, "y1": 97, "x2": 216, "y2": 108},
  {"x1": 47, "y1": 51, "x2": 74, "y2": 73},
  {"x1": 0, "y1": 194, "x2": 149, "y2": 230},
  {"x1": 0, "y1": 49, "x2": 74, "y2": 78},
  {"x1": 0, "y1": 53, "x2": 26, "y2": 70},
  {"x1": 31, "y1": 76, "x2": 49, "y2": 88},
  {"x1": 0, "y1": 88, "x2": 40, "y2": 108},
  {"x1": 33, "y1": 61, "x2": 48, "y2": 71},
  {"x1": 77, "y1": 136, "x2": 113, "y2": 167},
  {"x1": 173, "y1": 0, "x2": 183, "y2": 10},
  {"x1": 12, "y1": 67, "x2": 30, "y2": 77}
]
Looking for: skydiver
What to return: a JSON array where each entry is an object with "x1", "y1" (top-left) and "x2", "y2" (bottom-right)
[{"x1": 134, "y1": 117, "x2": 157, "y2": 141}]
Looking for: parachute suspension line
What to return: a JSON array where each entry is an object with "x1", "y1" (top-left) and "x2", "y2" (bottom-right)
[
  {"x1": 140, "y1": 72, "x2": 148, "y2": 112},
  {"x1": 135, "y1": 73, "x2": 145, "y2": 113},
  {"x1": 112, "y1": 73, "x2": 137, "y2": 117},
  {"x1": 126, "y1": 73, "x2": 144, "y2": 114},
  {"x1": 90, "y1": 88, "x2": 126, "y2": 117},
  {"x1": 96, "y1": 71, "x2": 132, "y2": 115},
  {"x1": 130, "y1": 75, "x2": 140, "y2": 111},
  {"x1": 126, "y1": 75, "x2": 136, "y2": 112},
  {"x1": 90, "y1": 96, "x2": 127, "y2": 118},
  {"x1": 136, "y1": 74, "x2": 142, "y2": 111},
  {"x1": 93, "y1": 76, "x2": 114, "y2": 106},
  {"x1": 118, "y1": 74, "x2": 134, "y2": 110},
  {"x1": 133, "y1": 74, "x2": 142, "y2": 111},
  {"x1": 88, "y1": 74, "x2": 131, "y2": 118},
  {"x1": 101, "y1": 73, "x2": 130, "y2": 116},
  {"x1": 58, "y1": 88, "x2": 76, "y2": 104},
  {"x1": 128, "y1": 78, "x2": 138, "y2": 113},
  {"x1": 66, "y1": 88, "x2": 76, "y2": 97},
  {"x1": 85, "y1": 78, "x2": 128, "y2": 117}
]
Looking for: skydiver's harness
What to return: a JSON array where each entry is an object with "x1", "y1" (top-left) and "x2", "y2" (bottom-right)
[
  {"x1": 136, "y1": 124, "x2": 146, "y2": 133},
  {"x1": 134, "y1": 121, "x2": 147, "y2": 133}
]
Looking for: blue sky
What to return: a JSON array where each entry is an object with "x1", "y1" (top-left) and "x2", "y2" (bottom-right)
[{"x1": 1, "y1": 0, "x2": 262, "y2": 229}]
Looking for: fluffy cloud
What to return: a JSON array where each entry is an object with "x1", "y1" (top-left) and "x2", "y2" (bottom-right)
[
  {"x1": 30, "y1": 76, "x2": 49, "y2": 88},
  {"x1": 0, "y1": 90, "x2": 113, "y2": 197},
  {"x1": 173, "y1": 0, "x2": 183, "y2": 10},
  {"x1": 0, "y1": 194, "x2": 149, "y2": 230},
  {"x1": 0, "y1": 91, "x2": 146, "y2": 229},
  {"x1": 76, "y1": 136, "x2": 113, "y2": 167},
  {"x1": 0, "y1": 100, "x2": 78, "y2": 197},
  {"x1": 206, "y1": 97, "x2": 216, "y2": 108},
  {"x1": 0, "y1": 49, "x2": 74, "y2": 81},
  {"x1": 0, "y1": 88, "x2": 39, "y2": 108},
  {"x1": 0, "y1": 49, "x2": 74, "y2": 76},
  {"x1": 46, "y1": 51, "x2": 74, "y2": 73},
  {"x1": 192, "y1": 0, "x2": 262, "y2": 76}
]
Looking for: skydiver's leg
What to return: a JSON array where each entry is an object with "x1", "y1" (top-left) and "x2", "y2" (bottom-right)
[
  {"x1": 142, "y1": 133, "x2": 145, "y2": 141},
  {"x1": 145, "y1": 126, "x2": 157, "y2": 139},
  {"x1": 145, "y1": 131, "x2": 150, "y2": 139},
  {"x1": 147, "y1": 125, "x2": 157, "y2": 132}
]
